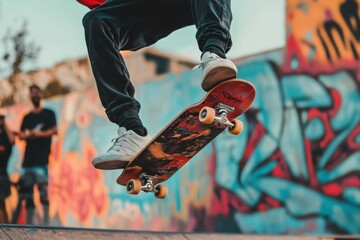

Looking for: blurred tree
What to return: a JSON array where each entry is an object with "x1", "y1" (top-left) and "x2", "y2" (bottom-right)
[
  {"x1": 3, "y1": 22, "x2": 40, "y2": 75},
  {"x1": 1, "y1": 21, "x2": 41, "y2": 106}
]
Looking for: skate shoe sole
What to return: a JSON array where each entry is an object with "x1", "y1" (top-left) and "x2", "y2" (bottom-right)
[
  {"x1": 201, "y1": 66, "x2": 237, "y2": 91},
  {"x1": 92, "y1": 155, "x2": 131, "y2": 170}
]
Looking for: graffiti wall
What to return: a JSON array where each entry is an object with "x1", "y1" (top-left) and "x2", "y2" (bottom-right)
[
  {"x1": 285, "y1": 0, "x2": 360, "y2": 78},
  {"x1": 1, "y1": 0, "x2": 359, "y2": 235}
]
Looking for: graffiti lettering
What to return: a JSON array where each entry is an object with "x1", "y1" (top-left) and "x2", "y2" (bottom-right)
[{"x1": 285, "y1": 0, "x2": 360, "y2": 74}]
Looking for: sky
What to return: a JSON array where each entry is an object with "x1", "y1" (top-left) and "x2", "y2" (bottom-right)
[{"x1": 0, "y1": 0, "x2": 285, "y2": 78}]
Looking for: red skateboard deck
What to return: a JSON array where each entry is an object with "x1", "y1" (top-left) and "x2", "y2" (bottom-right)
[{"x1": 117, "y1": 78, "x2": 256, "y2": 198}]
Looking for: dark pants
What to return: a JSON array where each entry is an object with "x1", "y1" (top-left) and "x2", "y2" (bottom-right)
[
  {"x1": 83, "y1": 0, "x2": 233, "y2": 126},
  {"x1": 0, "y1": 174, "x2": 10, "y2": 224}
]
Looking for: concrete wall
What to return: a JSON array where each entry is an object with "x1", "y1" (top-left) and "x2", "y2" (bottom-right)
[{"x1": 0, "y1": 49, "x2": 196, "y2": 106}]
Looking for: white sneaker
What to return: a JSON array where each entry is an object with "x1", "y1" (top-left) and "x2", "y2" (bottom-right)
[
  {"x1": 195, "y1": 52, "x2": 238, "y2": 91},
  {"x1": 92, "y1": 127, "x2": 151, "y2": 170}
]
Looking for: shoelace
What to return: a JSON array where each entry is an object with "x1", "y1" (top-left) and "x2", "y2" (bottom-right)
[
  {"x1": 192, "y1": 54, "x2": 221, "y2": 71},
  {"x1": 108, "y1": 133, "x2": 130, "y2": 152}
]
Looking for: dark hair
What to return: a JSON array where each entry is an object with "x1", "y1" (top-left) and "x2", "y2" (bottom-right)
[{"x1": 29, "y1": 84, "x2": 41, "y2": 92}]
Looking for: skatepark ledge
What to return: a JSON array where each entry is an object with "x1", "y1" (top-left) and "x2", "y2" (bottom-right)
[{"x1": 0, "y1": 225, "x2": 359, "y2": 240}]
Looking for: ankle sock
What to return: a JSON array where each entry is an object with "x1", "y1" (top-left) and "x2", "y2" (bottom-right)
[
  {"x1": 131, "y1": 127, "x2": 147, "y2": 136},
  {"x1": 120, "y1": 122, "x2": 147, "y2": 136},
  {"x1": 203, "y1": 45, "x2": 226, "y2": 59},
  {"x1": 120, "y1": 121, "x2": 147, "y2": 136},
  {"x1": 117, "y1": 109, "x2": 147, "y2": 136}
]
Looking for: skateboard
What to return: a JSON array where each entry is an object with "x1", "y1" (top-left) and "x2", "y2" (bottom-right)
[{"x1": 117, "y1": 78, "x2": 256, "y2": 199}]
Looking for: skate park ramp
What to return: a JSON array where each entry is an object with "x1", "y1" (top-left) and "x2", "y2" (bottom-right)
[{"x1": 1, "y1": 225, "x2": 360, "y2": 240}]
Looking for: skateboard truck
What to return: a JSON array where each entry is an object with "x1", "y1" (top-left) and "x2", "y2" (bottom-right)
[
  {"x1": 199, "y1": 103, "x2": 244, "y2": 135},
  {"x1": 215, "y1": 103, "x2": 235, "y2": 127},
  {"x1": 126, "y1": 173, "x2": 168, "y2": 199},
  {"x1": 139, "y1": 173, "x2": 157, "y2": 192}
]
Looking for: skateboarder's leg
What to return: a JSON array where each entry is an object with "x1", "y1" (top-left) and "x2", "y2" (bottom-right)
[
  {"x1": 82, "y1": 0, "x2": 193, "y2": 133},
  {"x1": 82, "y1": 0, "x2": 193, "y2": 170},
  {"x1": 156, "y1": 0, "x2": 237, "y2": 91},
  {"x1": 190, "y1": 0, "x2": 238, "y2": 91},
  {"x1": 82, "y1": 0, "x2": 147, "y2": 136},
  {"x1": 82, "y1": 1, "x2": 155, "y2": 169},
  {"x1": 82, "y1": 0, "x2": 235, "y2": 169},
  {"x1": 191, "y1": 0, "x2": 233, "y2": 58}
]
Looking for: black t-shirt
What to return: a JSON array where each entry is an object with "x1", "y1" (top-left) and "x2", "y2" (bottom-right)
[
  {"x1": 21, "y1": 108, "x2": 57, "y2": 167},
  {"x1": 0, "y1": 125, "x2": 12, "y2": 176}
]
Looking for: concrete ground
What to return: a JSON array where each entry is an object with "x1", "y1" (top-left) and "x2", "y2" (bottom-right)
[{"x1": 1, "y1": 225, "x2": 359, "y2": 240}]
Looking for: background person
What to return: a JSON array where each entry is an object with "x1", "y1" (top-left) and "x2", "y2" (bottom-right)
[
  {"x1": 0, "y1": 114, "x2": 15, "y2": 223},
  {"x1": 19, "y1": 84, "x2": 57, "y2": 225}
]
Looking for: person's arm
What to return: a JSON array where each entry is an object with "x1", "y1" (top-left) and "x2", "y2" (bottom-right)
[
  {"x1": 0, "y1": 119, "x2": 14, "y2": 152},
  {"x1": 19, "y1": 116, "x2": 29, "y2": 140},
  {"x1": 3, "y1": 122, "x2": 15, "y2": 145},
  {"x1": 31, "y1": 110, "x2": 57, "y2": 138},
  {"x1": 31, "y1": 126, "x2": 57, "y2": 138},
  {"x1": 19, "y1": 130, "x2": 31, "y2": 140}
]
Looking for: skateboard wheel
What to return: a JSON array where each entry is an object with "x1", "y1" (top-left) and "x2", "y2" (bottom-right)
[
  {"x1": 199, "y1": 107, "x2": 216, "y2": 124},
  {"x1": 127, "y1": 179, "x2": 142, "y2": 195},
  {"x1": 154, "y1": 185, "x2": 168, "y2": 199},
  {"x1": 228, "y1": 119, "x2": 243, "y2": 135}
]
